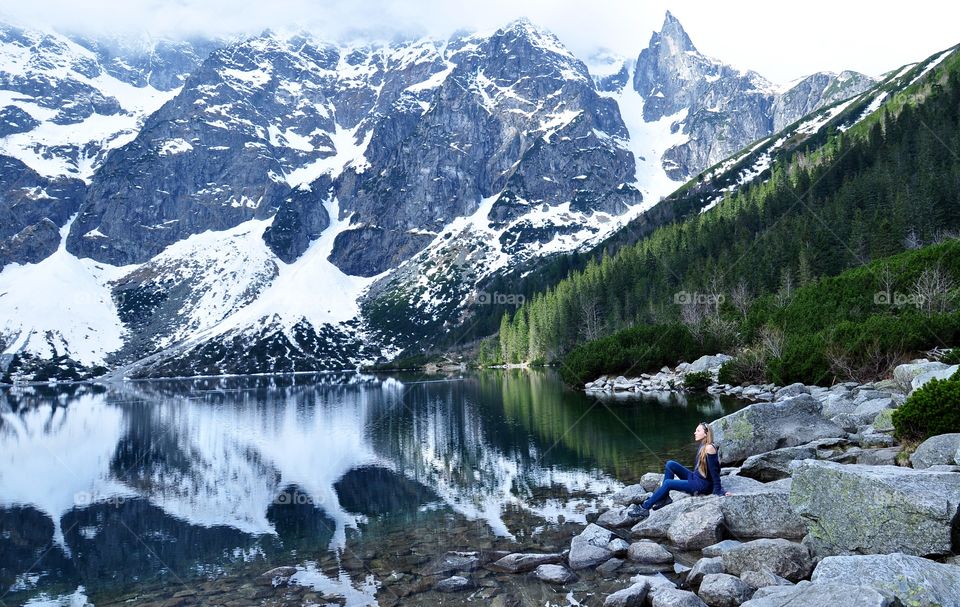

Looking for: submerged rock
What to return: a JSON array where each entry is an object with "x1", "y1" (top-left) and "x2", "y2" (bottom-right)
[
  {"x1": 487, "y1": 552, "x2": 562, "y2": 573},
  {"x1": 534, "y1": 563, "x2": 577, "y2": 585}
]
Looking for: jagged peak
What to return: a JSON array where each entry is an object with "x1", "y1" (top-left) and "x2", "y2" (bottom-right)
[{"x1": 657, "y1": 10, "x2": 696, "y2": 53}]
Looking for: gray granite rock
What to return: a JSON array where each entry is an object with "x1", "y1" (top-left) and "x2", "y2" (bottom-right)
[
  {"x1": 435, "y1": 575, "x2": 473, "y2": 592},
  {"x1": 569, "y1": 523, "x2": 616, "y2": 570},
  {"x1": 627, "y1": 540, "x2": 674, "y2": 564},
  {"x1": 534, "y1": 563, "x2": 577, "y2": 585},
  {"x1": 686, "y1": 556, "x2": 725, "y2": 589},
  {"x1": 789, "y1": 460, "x2": 960, "y2": 556},
  {"x1": 651, "y1": 588, "x2": 708, "y2": 607},
  {"x1": 487, "y1": 552, "x2": 562, "y2": 573},
  {"x1": 721, "y1": 539, "x2": 813, "y2": 583},
  {"x1": 812, "y1": 553, "x2": 960, "y2": 606},
  {"x1": 740, "y1": 581, "x2": 891, "y2": 606},
  {"x1": 604, "y1": 581, "x2": 649, "y2": 607},
  {"x1": 667, "y1": 502, "x2": 724, "y2": 549},
  {"x1": 698, "y1": 573, "x2": 754, "y2": 607},
  {"x1": 738, "y1": 568, "x2": 792, "y2": 590},
  {"x1": 710, "y1": 395, "x2": 845, "y2": 464},
  {"x1": 910, "y1": 433, "x2": 960, "y2": 469}
]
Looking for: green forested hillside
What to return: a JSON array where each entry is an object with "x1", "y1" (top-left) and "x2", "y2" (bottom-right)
[{"x1": 492, "y1": 48, "x2": 960, "y2": 384}]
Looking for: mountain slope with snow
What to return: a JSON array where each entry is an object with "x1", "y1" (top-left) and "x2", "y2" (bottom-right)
[{"x1": 0, "y1": 15, "x2": 936, "y2": 381}]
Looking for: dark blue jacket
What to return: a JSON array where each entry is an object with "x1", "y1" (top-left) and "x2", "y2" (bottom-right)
[{"x1": 693, "y1": 443, "x2": 724, "y2": 496}]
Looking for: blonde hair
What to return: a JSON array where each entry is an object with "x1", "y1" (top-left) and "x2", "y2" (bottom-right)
[{"x1": 696, "y1": 422, "x2": 715, "y2": 476}]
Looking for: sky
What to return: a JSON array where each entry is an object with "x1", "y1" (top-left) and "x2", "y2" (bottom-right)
[{"x1": 1, "y1": 0, "x2": 956, "y2": 84}]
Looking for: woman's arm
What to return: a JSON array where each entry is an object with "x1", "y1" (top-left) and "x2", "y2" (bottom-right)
[{"x1": 705, "y1": 444, "x2": 723, "y2": 496}]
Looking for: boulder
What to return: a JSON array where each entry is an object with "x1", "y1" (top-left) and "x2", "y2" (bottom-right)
[
  {"x1": 608, "y1": 538, "x2": 631, "y2": 557},
  {"x1": 717, "y1": 475, "x2": 767, "y2": 493},
  {"x1": 738, "y1": 568, "x2": 792, "y2": 590},
  {"x1": 641, "y1": 472, "x2": 666, "y2": 491},
  {"x1": 569, "y1": 523, "x2": 616, "y2": 570},
  {"x1": 818, "y1": 392, "x2": 857, "y2": 418},
  {"x1": 909, "y1": 433, "x2": 960, "y2": 469},
  {"x1": 870, "y1": 409, "x2": 895, "y2": 433},
  {"x1": 632, "y1": 496, "x2": 719, "y2": 540},
  {"x1": 789, "y1": 460, "x2": 960, "y2": 556},
  {"x1": 652, "y1": 588, "x2": 708, "y2": 607},
  {"x1": 627, "y1": 540, "x2": 674, "y2": 564},
  {"x1": 812, "y1": 553, "x2": 960, "y2": 606},
  {"x1": 487, "y1": 552, "x2": 563, "y2": 573},
  {"x1": 911, "y1": 364, "x2": 959, "y2": 392},
  {"x1": 689, "y1": 354, "x2": 733, "y2": 373},
  {"x1": 853, "y1": 446, "x2": 901, "y2": 466},
  {"x1": 667, "y1": 502, "x2": 724, "y2": 549},
  {"x1": 740, "y1": 581, "x2": 892, "y2": 606},
  {"x1": 612, "y1": 484, "x2": 654, "y2": 505},
  {"x1": 849, "y1": 397, "x2": 896, "y2": 425},
  {"x1": 738, "y1": 439, "x2": 846, "y2": 481},
  {"x1": 721, "y1": 539, "x2": 813, "y2": 582},
  {"x1": 534, "y1": 563, "x2": 577, "y2": 585},
  {"x1": 702, "y1": 540, "x2": 742, "y2": 558},
  {"x1": 604, "y1": 581, "x2": 649, "y2": 607},
  {"x1": 599, "y1": 506, "x2": 647, "y2": 528},
  {"x1": 710, "y1": 395, "x2": 845, "y2": 464},
  {"x1": 894, "y1": 361, "x2": 947, "y2": 390},
  {"x1": 597, "y1": 557, "x2": 624, "y2": 576},
  {"x1": 698, "y1": 573, "x2": 754, "y2": 607},
  {"x1": 719, "y1": 484, "x2": 807, "y2": 540},
  {"x1": 773, "y1": 383, "x2": 808, "y2": 400},
  {"x1": 686, "y1": 556, "x2": 725, "y2": 589}
]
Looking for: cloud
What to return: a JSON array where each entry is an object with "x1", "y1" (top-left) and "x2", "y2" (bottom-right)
[{"x1": 1, "y1": 0, "x2": 957, "y2": 83}]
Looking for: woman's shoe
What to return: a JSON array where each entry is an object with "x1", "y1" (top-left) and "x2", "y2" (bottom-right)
[
  {"x1": 651, "y1": 496, "x2": 673, "y2": 511},
  {"x1": 626, "y1": 504, "x2": 650, "y2": 520}
]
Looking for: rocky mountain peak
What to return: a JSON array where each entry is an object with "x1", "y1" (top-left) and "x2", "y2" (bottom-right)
[{"x1": 657, "y1": 10, "x2": 697, "y2": 54}]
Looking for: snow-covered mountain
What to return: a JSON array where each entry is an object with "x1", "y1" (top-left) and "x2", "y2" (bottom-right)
[{"x1": 0, "y1": 14, "x2": 907, "y2": 381}]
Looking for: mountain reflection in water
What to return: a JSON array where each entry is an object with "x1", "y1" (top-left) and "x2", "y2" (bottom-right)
[{"x1": 0, "y1": 370, "x2": 744, "y2": 605}]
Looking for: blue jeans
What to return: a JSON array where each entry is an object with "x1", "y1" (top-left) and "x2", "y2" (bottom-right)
[{"x1": 642, "y1": 460, "x2": 707, "y2": 509}]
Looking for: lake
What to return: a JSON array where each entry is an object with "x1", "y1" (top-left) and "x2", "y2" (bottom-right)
[{"x1": 0, "y1": 370, "x2": 746, "y2": 606}]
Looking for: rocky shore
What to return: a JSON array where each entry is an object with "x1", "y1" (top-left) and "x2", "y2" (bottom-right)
[{"x1": 89, "y1": 356, "x2": 960, "y2": 606}]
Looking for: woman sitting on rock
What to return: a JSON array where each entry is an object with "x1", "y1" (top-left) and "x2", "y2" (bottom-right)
[{"x1": 627, "y1": 421, "x2": 728, "y2": 519}]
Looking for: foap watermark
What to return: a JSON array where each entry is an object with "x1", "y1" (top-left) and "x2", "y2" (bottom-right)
[
  {"x1": 673, "y1": 290, "x2": 725, "y2": 306},
  {"x1": 74, "y1": 491, "x2": 131, "y2": 507},
  {"x1": 874, "y1": 290, "x2": 925, "y2": 308},
  {"x1": 474, "y1": 291, "x2": 525, "y2": 306},
  {"x1": 273, "y1": 490, "x2": 319, "y2": 506}
]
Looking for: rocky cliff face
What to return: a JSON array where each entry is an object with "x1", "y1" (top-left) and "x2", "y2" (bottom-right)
[
  {"x1": 616, "y1": 11, "x2": 877, "y2": 180},
  {"x1": 0, "y1": 13, "x2": 897, "y2": 380}
]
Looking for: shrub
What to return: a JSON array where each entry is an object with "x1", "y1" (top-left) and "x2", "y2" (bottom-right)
[
  {"x1": 718, "y1": 349, "x2": 769, "y2": 385},
  {"x1": 892, "y1": 370, "x2": 960, "y2": 441},
  {"x1": 941, "y1": 348, "x2": 960, "y2": 365},
  {"x1": 683, "y1": 370, "x2": 713, "y2": 391},
  {"x1": 559, "y1": 323, "x2": 721, "y2": 385}
]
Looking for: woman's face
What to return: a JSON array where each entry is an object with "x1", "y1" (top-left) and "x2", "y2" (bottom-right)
[{"x1": 694, "y1": 424, "x2": 707, "y2": 441}]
